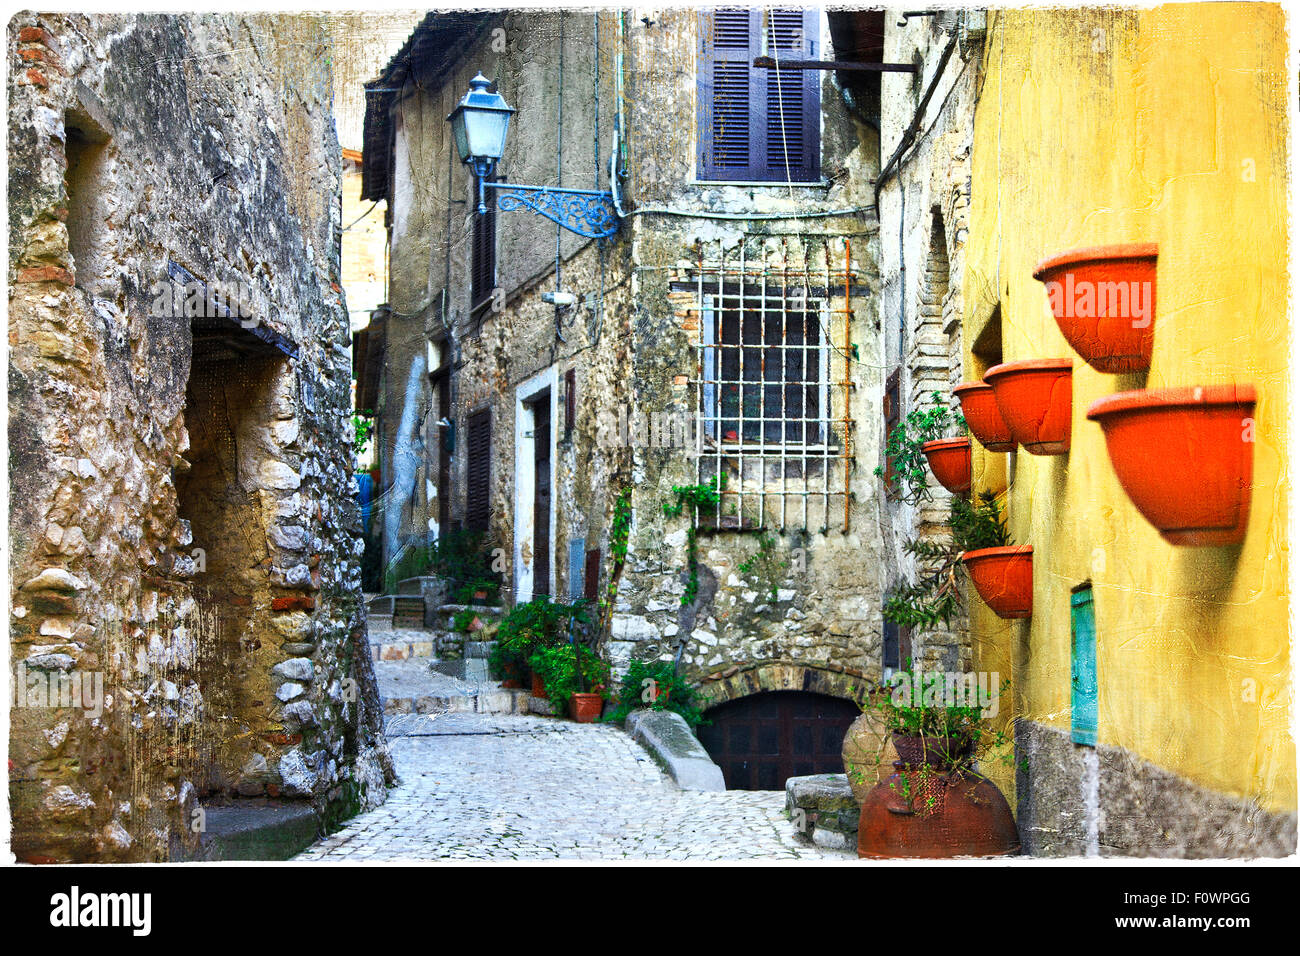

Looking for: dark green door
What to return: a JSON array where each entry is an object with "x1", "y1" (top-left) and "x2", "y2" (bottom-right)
[{"x1": 1071, "y1": 586, "x2": 1098, "y2": 746}]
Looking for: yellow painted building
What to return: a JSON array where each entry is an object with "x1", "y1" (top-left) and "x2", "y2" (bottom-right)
[{"x1": 963, "y1": 4, "x2": 1294, "y2": 855}]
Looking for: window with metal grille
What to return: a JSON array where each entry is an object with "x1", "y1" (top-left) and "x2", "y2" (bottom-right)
[
  {"x1": 697, "y1": 8, "x2": 820, "y2": 182},
  {"x1": 690, "y1": 236, "x2": 856, "y2": 533},
  {"x1": 465, "y1": 408, "x2": 492, "y2": 532},
  {"x1": 470, "y1": 175, "x2": 497, "y2": 318},
  {"x1": 702, "y1": 285, "x2": 829, "y2": 445}
]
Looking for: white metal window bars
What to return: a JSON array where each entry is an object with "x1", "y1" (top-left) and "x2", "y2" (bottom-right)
[{"x1": 692, "y1": 235, "x2": 856, "y2": 533}]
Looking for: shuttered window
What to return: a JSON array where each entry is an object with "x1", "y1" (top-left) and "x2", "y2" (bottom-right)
[
  {"x1": 698, "y1": 8, "x2": 820, "y2": 183},
  {"x1": 465, "y1": 408, "x2": 492, "y2": 532}
]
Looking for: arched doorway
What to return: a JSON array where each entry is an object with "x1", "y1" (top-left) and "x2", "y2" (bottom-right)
[{"x1": 697, "y1": 690, "x2": 860, "y2": 790}]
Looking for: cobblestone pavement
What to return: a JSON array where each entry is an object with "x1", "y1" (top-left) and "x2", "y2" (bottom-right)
[{"x1": 296, "y1": 713, "x2": 855, "y2": 861}]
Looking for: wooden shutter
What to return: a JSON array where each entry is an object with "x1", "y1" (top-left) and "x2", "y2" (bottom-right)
[
  {"x1": 465, "y1": 408, "x2": 492, "y2": 532},
  {"x1": 698, "y1": 8, "x2": 820, "y2": 182}
]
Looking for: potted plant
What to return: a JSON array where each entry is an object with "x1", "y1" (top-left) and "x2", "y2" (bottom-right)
[
  {"x1": 954, "y1": 492, "x2": 1033, "y2": 619},
  {"x1": 858, "y1": 666, "x2": 1020, "y2": 859},
  {"x1": 877, "y1": 391, "x2": 969, "y2": 502},
  {"x1": 528, "y1": 642, "x2": 611, "y2": 723},
  {"x1": 953, "y1": 381, "x2": 1016, "y2": 452},
  {"x1": 1033, "y1": 243, "x2": 1158, "y2": 373},
  {"x1": 883, "y1": 491, "x2": 1023, "y2": 629},
  {"x1": 488, "y1": 597, "x2": 587, "y2": 691},
  {"x1": 983, "y1": 358, "x2": 1073, "y2": 455},
  {"x1": 1086, "y1": 384, "x2": 1257, "y2": 545}
]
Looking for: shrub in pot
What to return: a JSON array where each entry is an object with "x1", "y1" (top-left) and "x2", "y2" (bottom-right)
[
  {"x1": 528, "y1": 642, "x2": 611, "y2": 721},
  {"x1": 876, "y1": 391, "x2": 969, "y2": 502},
  {"x1": 602, "y1": 658, "x2": 709, "y2": 729},
  {"x1": 858, "y1": 666, "x2": 1020, "y2": 859}
]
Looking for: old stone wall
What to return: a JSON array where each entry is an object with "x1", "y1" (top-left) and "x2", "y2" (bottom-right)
[
  {"x1": 875, "y1": 11, "x2": 981, "y2": 673},
  {"x1": 8, "y1": 13, "x2": 391, "y2": 863},
  {"x1": 377, "y1": 9, "x2": 891, "y2": 707}
]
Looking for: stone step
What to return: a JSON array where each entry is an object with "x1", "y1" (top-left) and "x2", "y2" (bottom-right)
[
  {"x1": 178, "y1": 803, "x2": 319, "y2": 861},
  {"x1": 384, "y1": 687, "x2": 532, "y2": 716}
]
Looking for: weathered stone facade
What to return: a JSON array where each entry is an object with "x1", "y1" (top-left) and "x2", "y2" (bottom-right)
[
  {"x1": 8, "y1": 13, "x2": 392, "y2": 862},
  {"x1": 364, "y1": 9, "x2": 890, "y2": 715},
  {"x1": 876, "y1": 10, "x2": 982, "y2": 674}
]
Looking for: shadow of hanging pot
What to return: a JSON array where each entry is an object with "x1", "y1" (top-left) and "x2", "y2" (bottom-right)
[
  {"x1": 1033, "y1": 243, "x2": 1158, "y2": 373},
  {"x1": 962, "y1": 545, "x2": 1034, "y2": 619},
  {"x1": 1086, "y1": 385, "x2": 1256, "y2": 546},
  {"x1": 954, "y1": 381, "x2": 1017, "y2": 452},
  {"x1": 921, "y1": 437, "x2": 972, "y2": 496},
  {"x1": 984, "y1": 359, "x2": 1073, "y2": 455}
]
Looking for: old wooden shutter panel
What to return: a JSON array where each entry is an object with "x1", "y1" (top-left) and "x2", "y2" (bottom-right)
[
  {"x1": 699, "y1": 8, "x2": 756, "y2": 178},
  {"x1": 465, "y1": 408, "x2": 492, "y2": 532},
  {"x1": 470, "y1": 175, "x2": 496, "y2": 316}
]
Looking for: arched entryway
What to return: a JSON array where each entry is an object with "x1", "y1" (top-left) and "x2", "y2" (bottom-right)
[{"x1": 696, "y1": 690, "x2": 861, "y2": 791}]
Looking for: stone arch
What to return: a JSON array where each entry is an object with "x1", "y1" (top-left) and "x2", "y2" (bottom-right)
[{"x1": 693, "y1": 661, "x2": 874, "y2": 710}]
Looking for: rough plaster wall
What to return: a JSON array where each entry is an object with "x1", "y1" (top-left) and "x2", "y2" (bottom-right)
[{"x1": 8, "y1": 13, "x2": 391, "y2": 862}]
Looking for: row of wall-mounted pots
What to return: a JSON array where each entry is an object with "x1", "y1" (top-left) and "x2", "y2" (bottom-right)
[{"x1": 1033, "y1": 243, "x2": 1158, "y2": 373}]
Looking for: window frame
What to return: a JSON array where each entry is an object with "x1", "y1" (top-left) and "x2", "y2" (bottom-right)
[{"x1": 700, "y1": 289, "x2": 832, "y2": 450}]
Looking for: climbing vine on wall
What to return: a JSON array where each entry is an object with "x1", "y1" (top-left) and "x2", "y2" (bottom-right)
[{"x1": 663, "y1": 474, "x2": 726, "y2": 607}]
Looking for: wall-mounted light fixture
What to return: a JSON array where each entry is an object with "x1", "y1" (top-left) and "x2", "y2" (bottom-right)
[{"x1": 447, "y1": 74, "x2": 619, "y2": 239}]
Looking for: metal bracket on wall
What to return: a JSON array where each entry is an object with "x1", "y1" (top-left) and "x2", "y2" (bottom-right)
[{"x1": 485, "y1": 182, "x2": 619, "y2": 239}]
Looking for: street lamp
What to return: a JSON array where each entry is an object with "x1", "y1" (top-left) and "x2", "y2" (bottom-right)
[
  {"x1": 446, "y1": 74, "x2": 515, "y2": 215},
  {"x1": 446, "y1": 74, "x2": 619, "y2": 239}
]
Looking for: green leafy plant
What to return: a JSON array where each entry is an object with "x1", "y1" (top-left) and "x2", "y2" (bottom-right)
[
  {"x1": 488, "y1": 598, "x2": 589, "y2": 683},
  {"x1": 451, "y1": 608, "x2": 479, "y2": 633},
  {"x1": 528, "y1": 642, "x2": 611, "y2": 712},
  {"x1": 352, "y1": 411, "x2": 376, "y2": 463},
  {"x1": 882, "y1": 491, "x2": 1011, "y2": 629},
  {"x1": 602, "y1": 658, "x2": 709, "y2": 729},
  {"x1": 737, "y1": 532, "x2": 788, "y2": 603},
  {"x1": 875, "y1": 392, "x2": 967, "y2": 504},
  {"x1": 663, "y1": 474, "x2": 726, "y2": 607},
  {"x1": 869, "y1": 664, "x2": 1019, "y2": 812},
  {"x1": 597, "y1": 486, "x2": 634, "y2": 637}
]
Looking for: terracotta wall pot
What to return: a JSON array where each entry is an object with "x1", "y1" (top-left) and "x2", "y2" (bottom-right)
[
  {"x1": 530, "y1": 671, "x2": 547, "y2": 698},
  {"x1": 983, "y1": 359, "x2": 1073, "y2": 455},
  {"x1": 963, "y1": 545, "x2": 1034, "y2": 618},
  {"x1": 568, "y1": 693, "x2": 603, "y2": 723},
  {"x1": 953, "y1": 381, "x2": 1016, "y2": 452},
  {"x1": 920, "y1": 438, "x2": 971, "y2": 496},
  {"x1": 1086, "y1": 385, "x2": 1257, "y2": 546},
  {"x1": 1033, "y1": 243, "x2": 1157, "y2": 373}
]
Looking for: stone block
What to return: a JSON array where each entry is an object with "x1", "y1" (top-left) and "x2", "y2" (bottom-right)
[{"x1": 625, "y1": 709, "x2": 725, "y2": 792}]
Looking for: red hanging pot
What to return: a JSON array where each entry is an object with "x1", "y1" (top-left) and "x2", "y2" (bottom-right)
[
  {"x1": 983, "y1": 359, "x2": 1073, "y2": 455},
  {"x1": 953, "y1": 381, "x2": 1016, "y2": 452},
  {"x1": 921, "y1": 438, "x2": 971, "y2": 496},
  {"x1": 962, "y1": 545, "x2": 1033, "y2": 619},
  {"x1": 1085, "y1": 385, "x2": 1256, "y2": 546},
  {"x1": 1033, "y1": 243, "x2": 1157, "y2": 373}
]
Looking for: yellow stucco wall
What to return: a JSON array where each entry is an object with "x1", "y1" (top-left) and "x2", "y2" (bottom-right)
[{"x1": 965, "y1": 4, "x2": 1293, "y2": 813}]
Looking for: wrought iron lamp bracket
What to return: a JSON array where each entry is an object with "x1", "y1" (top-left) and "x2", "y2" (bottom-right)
[{"x1": 484, "y1": 181, "x2": 619, "y2": 239}]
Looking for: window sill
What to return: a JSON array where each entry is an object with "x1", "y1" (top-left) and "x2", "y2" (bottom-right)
[{"x1": 689, "y1": 179, "x2": 831, "y2": 189}]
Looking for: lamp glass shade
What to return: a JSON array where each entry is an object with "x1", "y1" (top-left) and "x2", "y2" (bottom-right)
[{"x1": 446, "y1": 73, "x2": 514, "y2": 166}]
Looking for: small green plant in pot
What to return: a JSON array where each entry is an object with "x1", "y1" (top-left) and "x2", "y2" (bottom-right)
[
  {"x1": 876, "y1": 391, "x2": 967, "y2": 505},
  {"x1": 487, "y1": 598, "x2": 588, "y2": 686},
  {"x1": 869, "y1": 663, "x2": 1018, "y2": 814},
  {"x1": 528, "y1": 642, "x2": 611, "y2": 720}
]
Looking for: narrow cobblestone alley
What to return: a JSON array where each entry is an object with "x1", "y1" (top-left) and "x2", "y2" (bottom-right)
[{"x1": 296, "y1": 714, "x2": 851, "y2": 862}]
